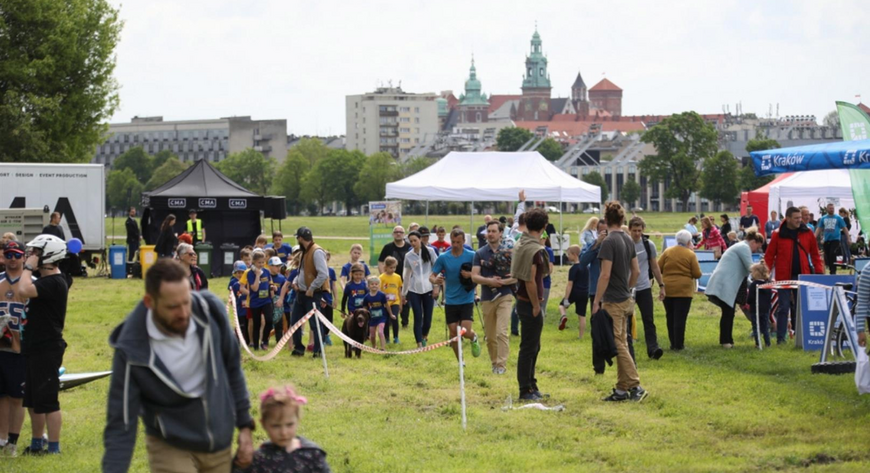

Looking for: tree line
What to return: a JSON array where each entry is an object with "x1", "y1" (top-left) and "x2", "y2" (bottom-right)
[{"x1": 106, "y1": 139, "x2": 436, "y2": 215}]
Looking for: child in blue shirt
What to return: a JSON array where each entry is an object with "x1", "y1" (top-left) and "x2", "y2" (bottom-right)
[
  {"x1": 267, "y1": 231, "x2": 295, "y2": 264},
  {"x1": 342, "y1": 263, "x2": 368, "y2": 315},
  {"x1": 339, "y1": 244, "x2": 370, "y2": 286},
  {"x1": 319, "y1": 252, "x2": 338, "y2": 346},
  {"x1": 228, "y1": 261, "x2": 249, "y2": 346},
  {"x1": 363, "y1": 276, "x2": 394, "y2": 350},
  {"x1": 268, "y1": 257, "x2": 287, "y2": 346},
  {"x1": 247, "y1": 252, "x2": 274, "y2": 350}
]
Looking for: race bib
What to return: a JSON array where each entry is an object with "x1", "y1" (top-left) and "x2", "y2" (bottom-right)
[
  {"x1": 372, "y1": 308, "x2": 384, "y2": 318},
  {"x1": 354, "y1": 297, "x2": 365, "y2": 307},
  {"x1": 258, "y1": 289, "x2": 269, "y2": 299},
  {"x1": 386, "y1": 293, "x2": 396, "y2": 302}
]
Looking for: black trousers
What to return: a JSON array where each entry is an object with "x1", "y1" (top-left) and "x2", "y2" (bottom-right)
[
  {"x1": 664, "y1": 297, "x2": 692, "y2": 350},
  {"x1": 709, "y1": 295, "x2": 736, "y2": 345},
  {"x1": 400, "y1": 303, "x2": 410, "y2": 327},
  {"x1": 249, "y1": 303, "x2": 273, "y2": 349},
  {"x1": 824, "y1": 240, "x2": 840, "y2": 274},
  {"x1": 292, "y1": 291, "x2": 324, "y2": 354},
  {"x1": 127, "y1": 241, "x2": 140, "y2": 263},
  {"x1": 634, "y1": 288, "x2": 660, "y2": 355},
  {"x1": 516, "y1": 299, "x2": 543, "y2": 394}
]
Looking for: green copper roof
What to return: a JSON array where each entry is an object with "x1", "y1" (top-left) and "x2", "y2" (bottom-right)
[
  {"x1": 522, "y1": 28, "x2": 550, "y2": 89},
  {"x1": 460, "y1": 57, "x2": 489, "y2": 106}
]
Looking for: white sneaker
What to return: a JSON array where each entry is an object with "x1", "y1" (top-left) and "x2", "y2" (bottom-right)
[{"x1": 3, "y1": 442, "x2": 18, "y2": 457}]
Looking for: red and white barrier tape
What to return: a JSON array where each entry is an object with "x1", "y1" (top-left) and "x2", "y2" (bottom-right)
[
  {"x1": 759, "y1": 280, "x2": 836, "y2": 290},
  {"x1": 312, "y1": 309, "x2": 465, "y2": 355},
  {"x1": 227, "y1": 291, "x2": 314, "y2": 361}
]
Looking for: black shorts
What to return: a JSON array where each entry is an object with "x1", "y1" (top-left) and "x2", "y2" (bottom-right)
[
  {"x1": 573, "y1": 294, "x2": 589, "y2": 317},
  {"x1": 445, "y1": 303, "x2": 474, "y2": 325},
  {"x1": 0, "y1": 351, "x2": 26, "y2": 398},
  {"x1": 23, "y1": 343, "x2": 65, "y2": 414}
]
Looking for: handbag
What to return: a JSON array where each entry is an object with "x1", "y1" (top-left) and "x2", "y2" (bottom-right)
[{"x1": 856, "y1": 349, "x2": 870, "y2": 395}]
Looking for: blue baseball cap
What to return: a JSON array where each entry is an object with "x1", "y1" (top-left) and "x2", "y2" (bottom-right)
[{"x1": 233, "y1": 261, "x2": 247, "y2": 272}]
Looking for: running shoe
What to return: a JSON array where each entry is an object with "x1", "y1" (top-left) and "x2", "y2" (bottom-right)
[
  {"x1": 602, "y1": 389, "x2": 630, "y2": 402},
  {"x1": 629, "y1": 386, "x2": 649, "y2": 402},
  {"x1": 558, "y1": 315, "x2": 568, "y2": 331},
  {"x1": 393, "y1": 337, "x2": 399, "y2": 344}
]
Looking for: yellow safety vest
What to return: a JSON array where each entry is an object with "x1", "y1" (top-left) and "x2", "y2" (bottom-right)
[{"x1": 186, "y1": 219, "x2": 203, "y2": 241}]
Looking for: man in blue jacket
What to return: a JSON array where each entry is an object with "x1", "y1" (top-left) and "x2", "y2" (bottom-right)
[{"x1": 102, "y1": 258, "x2": 254, "y2": 472}]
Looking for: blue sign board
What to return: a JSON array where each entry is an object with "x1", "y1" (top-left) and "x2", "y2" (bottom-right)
[
  {"x1": 695, "y1": 250, "x2": 716, "y2": 262},
  {"x1": 797, "y1": 274, "x2": 855, "y2": 351},
  {"x1": 662, "y1": 236, "x2": 676, "y2": 252},
  {"x1": 696, "y1": 261, "x2": 718, "y2": 293}
]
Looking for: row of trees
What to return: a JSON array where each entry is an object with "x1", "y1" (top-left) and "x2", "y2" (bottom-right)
[{"x1": 106, "y1": 139, "x2": 435, "y2": 215}]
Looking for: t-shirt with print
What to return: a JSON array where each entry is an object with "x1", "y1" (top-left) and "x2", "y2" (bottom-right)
[
  {"x1": 0, "y1": 271, "x2": 33, "y2": 353},
  {"x1": 818, "y1": 214, "x2": 847, "y2": 242},
  {"x1": 379, "y1": 272, "x2": 402, "y2": 306},
  {"x1": 473, "y1": 244, "x2": 513, "y2": 302},
  {"x1": 322, "y1": 268, "x2": 337, "y2": 305},
  {"x1": 598, "y1": 231, "x2": 637, "y2": 304},
  {"x1": 633, "y1": 238, "x2": 657, "y2": 291},
  {"x1": 431, "y1": 248, "x2": 476, "y2": 305},
  {"x1": 543, "y1": 246, "x2": 555, "y2": 290},
  {"x1": 378, "y1": 242, "x2": 411, "y2": 280},
  {"x1": 267, "y1": 243, "x2": 294, "y2": 263},
  {"x1": 247, "y1": 268, "x2": 273, "y2": 309},
  {"x1": 22, "y1": 273, "x2": 68, "y2": 353},
  {"x1": 431, "y1": 240, "x2": 451, "y2": 254},
  {"x1": 364, "y1": 292, "x2": 389, "y2": 321},
  {"x1": 340, "y1": 262, "x2": 370, "y2": 280},
  {"x1": 516, "y1": 250, "x2": 546, "y2": 302},
  {"x1": 343, "y1": 280, "x2": 368, "y2": 314}
]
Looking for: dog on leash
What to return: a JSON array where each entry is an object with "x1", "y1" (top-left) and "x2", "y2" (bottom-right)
[{"x1": 342, "y1": 308, "x2": 370, "y2": 358}]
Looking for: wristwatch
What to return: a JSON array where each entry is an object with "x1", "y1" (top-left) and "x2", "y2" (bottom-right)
[{"x1": 23, "y1": 264, "x2": 35, "y2": 272}]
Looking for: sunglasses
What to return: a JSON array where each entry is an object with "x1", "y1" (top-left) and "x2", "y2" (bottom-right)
[{"x1": 3, "y1": 252, "x2": 24, "y2": 259}]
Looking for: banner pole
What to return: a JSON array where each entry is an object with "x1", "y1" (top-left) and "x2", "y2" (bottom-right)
[
  {"x1": 425, "y1": 201, "x2": 429, "y2": 227},
  {"x1": 457, "y1": 327, "x2": 467, "y2": 431},
  {"x1": 313, "y1": 303, "x2": 329, "y2": 378}
]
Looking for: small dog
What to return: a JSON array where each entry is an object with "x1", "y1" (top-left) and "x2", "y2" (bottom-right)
[{"x1": 342, "y1": 308, "x2": 370, "y2": 358}]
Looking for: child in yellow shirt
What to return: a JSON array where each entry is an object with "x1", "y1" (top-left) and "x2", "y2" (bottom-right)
[{"x1": 379, "y1": 256, "x2": 403, "y2": 344}]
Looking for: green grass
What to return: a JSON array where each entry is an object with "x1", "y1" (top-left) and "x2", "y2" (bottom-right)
[{"x1": 9, "y1": 213, "x2": 870, "y2": 472}]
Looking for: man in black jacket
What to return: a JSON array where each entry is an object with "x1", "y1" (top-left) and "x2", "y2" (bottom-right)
[
  {"x1": 125, "y1": 207, "x2": 141, "y2": 264},
  {"x1": 102, "y1": 259, "x2": 253, "y2": 472},
  {"x1": 41, "y1": 212, "x2": 65, "y2": 240}
]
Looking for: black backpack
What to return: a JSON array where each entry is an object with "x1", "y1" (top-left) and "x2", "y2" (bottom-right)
[{"x1": 642, "y1": 236, "x2": 654, "y2": 282}]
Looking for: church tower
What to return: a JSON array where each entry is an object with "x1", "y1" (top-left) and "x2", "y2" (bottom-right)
[
  {"x1": 518, "y1": 27, "x2": 552, "y2": 121},
  {"x1": 458, "y1": 56, "x2": 489, "y2": 123},
  {"x1": 571, "y1": 71, "x2": 589, "y2": 116}
]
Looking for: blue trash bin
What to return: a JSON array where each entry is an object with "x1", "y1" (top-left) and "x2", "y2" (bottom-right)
[{"x1": 109, "y1": 245, "x2": 127, "y2": 279}]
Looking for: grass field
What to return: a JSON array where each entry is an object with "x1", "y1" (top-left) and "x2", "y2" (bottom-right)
[{"x1": 14, "y1": 214, "x2": 870, "y2": 472}]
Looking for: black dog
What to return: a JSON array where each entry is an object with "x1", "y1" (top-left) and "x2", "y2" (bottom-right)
[{"x1": 342, "y1": 308, "x2": 370, "y2": 358}]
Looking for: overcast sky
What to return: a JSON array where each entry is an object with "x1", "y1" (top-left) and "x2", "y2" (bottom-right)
[{"x1": 109, "y1": 0, "x2": 869, "y2": 135}]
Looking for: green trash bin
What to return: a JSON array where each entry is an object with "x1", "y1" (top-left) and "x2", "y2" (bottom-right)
[{"x1": 195, "y1": 242, "x2": 213, "y2": 277}]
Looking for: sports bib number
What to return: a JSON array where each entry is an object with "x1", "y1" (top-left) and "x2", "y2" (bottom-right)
[
  {"x1": 258, "y1": 289, "x2": 269, "y2": 299},
  {"x1": 386, "y1": 294, "x2": 397, "y2": 302},
  {"x1": 354, "y1": 297, "x2": 365, "y2": 307}
]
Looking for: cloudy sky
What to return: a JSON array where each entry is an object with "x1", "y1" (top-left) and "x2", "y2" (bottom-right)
[{"x1": 109, "y1": 0, "x2": 868, "y2": 135}]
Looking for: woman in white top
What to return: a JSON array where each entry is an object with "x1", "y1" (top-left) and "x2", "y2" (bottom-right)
[{"x1": 403, "y1": 230, "x2": 438, "y2": 347}]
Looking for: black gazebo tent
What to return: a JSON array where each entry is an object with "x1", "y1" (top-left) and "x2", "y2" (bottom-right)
[{"x1": 140, "y1": 159, "x2": 278, "y2": 273}]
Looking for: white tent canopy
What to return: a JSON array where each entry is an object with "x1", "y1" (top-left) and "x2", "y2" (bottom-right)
[
  {"x1": 767, "y1": 169, "x2": 859, "y2": 237},
  {"x1": 385, "y1": 151, "x2": 601, "y2": 203}
]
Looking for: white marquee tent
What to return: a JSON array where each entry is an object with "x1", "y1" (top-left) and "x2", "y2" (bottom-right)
[
  {"x1": 385, "y1": 151, "x2": 601, "y2": 203},
  {"x1": 767, "y1": 169, "x2": 859, "y2": 237}
]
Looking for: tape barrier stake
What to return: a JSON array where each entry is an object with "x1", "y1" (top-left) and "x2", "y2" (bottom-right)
[
  {"x1": 313, "y1": 303, "x2": 329, "y2": 379},
  {"x1": 457, "y1": 326, "x2": 467, "y2": 431},
  {"x1": 228, "y1": 291, "x2": 314, "y2": 362}
]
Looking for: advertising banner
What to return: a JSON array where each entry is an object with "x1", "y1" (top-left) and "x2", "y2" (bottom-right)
[
  {"x1": 797, "y1": 274, "x2": 855, "y2": 350},
  {"x1": 368, "y1": 201, "x2": 402, "y2": 266}
]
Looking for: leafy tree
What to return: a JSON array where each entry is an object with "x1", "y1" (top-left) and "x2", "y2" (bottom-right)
[
  {"x1": 401, "y1": 156, "x2": 435, "y2": 178},
  {"x1": 638, "y1": 111, "x2": 718, "y2": 210},
  {"x1": 496, "y1": 127, "x2": 534, "y2": 151},
  {"x1": 272, "y1": 150, "x2": 309, "y2": 215},
  {"x1": 0, "y1": 0, "x2": 122, "y2": 163},
  {"x1": 536, "y1": 138, "x2": 564, "y2": 161},
  {"x1": 146, "y1": 157, "x2": 189, "y2": 191},
  {"x1": 113, "y1": 147, "x2": 154, "y2": 184},
  {"x1": 107, "y1": 168, "x2": 143, "y2": 212},
  {"x1": 354, "y1": 152, "x2": 401, "y2": 203},
  {"x1": 621, "y1": 180, "x2": 641, "y2": 207},
  {"x1": 740, "y1": 135, "x2": 780, "y2": 191},
  {"x1": 216, "y1": 149, "x2": 275, "y2": 195},
  {"x1": 581, "y1": 171, "x2": 609, "y2": 206},
  {"x1": 301, "y1": 166, "x2": 329, "y2": 215},
  {"x1": 321, "y1": 149, "x2": 366, "y2": 215},
  {"x1": 152, "y1": 150, "x2": 177, "y2": 169},
  {"x1": 700, "y1": 150, "x2": 740, "y2": 206},
  {"x1": 823, "y1": 110, "x2": 840, "y2": 129},
  {"x1": 292, "y1": 137, "x2": 330, "y2": 167}
]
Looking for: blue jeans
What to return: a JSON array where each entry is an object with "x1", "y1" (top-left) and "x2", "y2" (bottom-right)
[
  {"x1": 407, "y1": 291, "x2": 434, "y2": 343},
  {"x1": 775, "y1": 289, "x2": 795, "y2": 343},
  {"x1": 292, "y1": 291, "x2": 324, "y2": 353}
]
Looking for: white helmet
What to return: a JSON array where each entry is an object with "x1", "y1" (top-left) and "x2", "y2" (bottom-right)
[{"x1": 26, "y1": 234, "x2": 67, "y2": 265}]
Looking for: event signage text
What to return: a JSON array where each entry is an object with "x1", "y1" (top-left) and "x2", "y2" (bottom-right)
[{"x1": 797, "y1": 274, "x2": 855, "y2": 351}]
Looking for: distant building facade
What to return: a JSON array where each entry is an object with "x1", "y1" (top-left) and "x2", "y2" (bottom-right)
[
  {"x1": 345, "y1": 87, "x2": 439, "y2": 159},
  {"x1": 93, "y1": 116, "x2": 288, "y2": 166}
]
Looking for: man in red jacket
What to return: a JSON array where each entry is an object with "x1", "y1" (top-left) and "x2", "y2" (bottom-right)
[{"x1": 764, "y1": 206, "x2": 823, "y2": 343}]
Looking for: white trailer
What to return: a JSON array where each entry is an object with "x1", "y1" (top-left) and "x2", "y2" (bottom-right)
[{"x1": 0, "y1": 163, "x2": 106, "y2": 251}]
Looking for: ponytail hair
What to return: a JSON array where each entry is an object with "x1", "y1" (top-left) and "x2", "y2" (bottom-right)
[
  {"x1": 743, "y1": 226, "x2": 763, "y2": 244},
  {"x1": 604, "y1": 201, "x2": 625, "y2": 227}
]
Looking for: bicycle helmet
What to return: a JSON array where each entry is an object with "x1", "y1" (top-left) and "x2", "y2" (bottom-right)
[{"x1": 26, "y1": 234, "x2": 67, "y2": 265}]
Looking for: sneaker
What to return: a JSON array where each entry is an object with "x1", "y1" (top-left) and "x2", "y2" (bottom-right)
[
  {"x1": 291, "y1": 349, "x2": 304, "y2": 357},
  {"x1": 532, "y1": 390, "x2": 550, "y2": 399},
  {"x1": 495, "y1": 367, "x2": 507, "y2": 375},
  {"x1": 393, "y1": 337, "x2": 399, "y2": 344},
  {"x1": 519, "y1": 391, "x2": 543, "y2": 401},
  {"x1": 422, "y1": 338, "x2": 428, "y2": 347},
  {"x1": 260, "y1": 343, "x2": 269, "y2": 350},
  {"x1": 491, "y1": 366, "x2": 497, "y2": 374},
  {"x1": 3, "y1": 443, "x2": 17, "y2": 457},
  {"x1": 471, "y1": 336, "x2": 481, "y2": 357},
  {"x1": 721, "y1": 343, "x2": 733, "y2": 349},
  {"x1": 324, "y1": 335, "x2": 333, "y2": 346},
  {"x1": 629, "y1": 386, "x2": 649, "y2": 402},
  {"x1": 558, "y1": 316, "x2": 568, "y2": 331},
  {"x1": 650, "y1": 347, "x2": 664, "y2": 360},
  {"x1": 312, "y1": 352, "x2": 321, "y2": 358},
  {"x1": 602, "y1": 389, "x2": 630, "y2": 402},
  {"x1": 22, "y1": 446, "x2": 47, "y2": 456}
]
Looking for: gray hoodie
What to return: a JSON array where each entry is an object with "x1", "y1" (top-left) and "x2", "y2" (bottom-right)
[{"x1": 102, "y1": 291, "x2": 253, "y2": 472}]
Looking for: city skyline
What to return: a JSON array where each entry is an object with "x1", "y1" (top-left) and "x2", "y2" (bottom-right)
[{"x1": 109, "y1": 0, "x2": 868, "y2": 135}]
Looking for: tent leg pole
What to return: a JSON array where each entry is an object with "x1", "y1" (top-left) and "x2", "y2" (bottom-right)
[
  {"x1": 469, "y1": 202, "x2": 473, "y2": 248},
  {"x1": 559, "y1": 201, "x2": 563, "y2": 266},
  {"x1": 425, "y1": 201, "x2": 429, "y2": 227}
]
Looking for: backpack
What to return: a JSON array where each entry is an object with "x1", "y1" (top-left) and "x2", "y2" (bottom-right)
[{"x1": 642, "y1": 236, "x2": 654, "y2": 282}]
